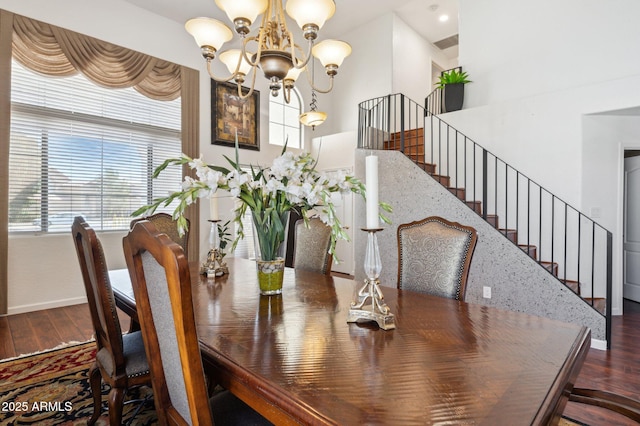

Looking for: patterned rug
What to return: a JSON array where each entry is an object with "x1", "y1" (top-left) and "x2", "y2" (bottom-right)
[
  {"x1": 0, "y1": 342, "x2": 157, "y2": 425},
  {"x1": 0, "y1": 342, "x2": 588, "y2": 425}
]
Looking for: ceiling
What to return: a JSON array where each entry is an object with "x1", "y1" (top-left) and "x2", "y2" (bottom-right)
[{"x1": 123, "y1": 0, "x2": 459, "y2": 59}]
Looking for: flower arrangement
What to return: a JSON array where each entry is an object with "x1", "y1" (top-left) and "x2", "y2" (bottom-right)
[{"x1": 133, "y1": 144, "x2": 392, "y2": 263}]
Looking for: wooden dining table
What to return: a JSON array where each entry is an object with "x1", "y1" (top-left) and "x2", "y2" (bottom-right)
[{"x1": 110, "y1": 257, "x2": 590, "y2": 425}]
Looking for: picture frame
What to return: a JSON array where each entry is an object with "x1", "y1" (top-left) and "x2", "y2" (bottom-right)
[{"x1": 211, "y1": 80, "x2": 260, "y2": 151}]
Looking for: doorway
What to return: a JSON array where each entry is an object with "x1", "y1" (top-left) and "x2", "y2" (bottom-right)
[{"x1": 623, "y1": 150, "x2": 640, "y2": 305}]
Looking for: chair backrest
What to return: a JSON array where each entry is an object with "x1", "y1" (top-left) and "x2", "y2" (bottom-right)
[
  {"x1": 397, "y1": 216, "x2": 477, "y2": 301},
  {"x1": 71, "y1": 217, "x2": 125, "y2": 370},
  {"x1": 123, "y1": 220, "x2": 212, "y2": 426},
  {"x1": 130, "y1": 212, "x2": 189, "y2": 257},
  {"x1": 293, "y1": 218, "x2": 333, "y2": 275}
]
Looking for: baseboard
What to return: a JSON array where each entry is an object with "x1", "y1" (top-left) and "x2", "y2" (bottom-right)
[
  {"x1": 591, "y1": 338, "x2": 607, "y2": 351},
  {"x1": 7, "y1": 296, "x2": 88, "y2": 315}
]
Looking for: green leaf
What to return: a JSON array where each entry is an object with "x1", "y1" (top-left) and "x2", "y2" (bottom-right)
[{"x1": 437, "y1": 69, "x2": 472, "y2": 88}]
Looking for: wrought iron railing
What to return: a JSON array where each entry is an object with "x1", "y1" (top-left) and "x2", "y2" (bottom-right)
[
  {"x1": 358, "y1": 93, "x2": 612, "y2": 346},
  {"x1": 424, "y1": 87, "x2": 443, "y2": 116}
]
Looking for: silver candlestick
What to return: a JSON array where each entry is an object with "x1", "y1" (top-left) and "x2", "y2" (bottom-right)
[
  {"x1": 200, "y1": 220, "x2": 228, "y2": 277},
  {"x1": 347, "y1": 228, "x2": 396, "y2": 330}
]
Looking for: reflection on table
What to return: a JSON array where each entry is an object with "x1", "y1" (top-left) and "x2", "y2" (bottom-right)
[{"x1": 111, "y1": 257, "x2": 590, "y2": 425}]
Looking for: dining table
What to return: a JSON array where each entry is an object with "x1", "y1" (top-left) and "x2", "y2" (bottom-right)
[{"x1": 109, "y1": 257, "x2": 590, "y2": 425}]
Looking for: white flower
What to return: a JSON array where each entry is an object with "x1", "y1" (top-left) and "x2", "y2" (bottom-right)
[
  {"x1": 227, "y1": 170, "x2": 249, "y2": 197},
  {"x1": 265, "y1": 177, "x2": 284, "y2": 196},
  {"x1": 134, "y1": 148, "x2": 381, "y2": 262},
  {"x1": 187, "y1": 154, "x2": 205, "y2": 169},
  {"x1": 270, "y1": 152, "x2": 297, "y2": 179},
  {"x1": 202, "y1": 169, "x2": 222, "y2": 191},
  {"x1": 181, "y1": 176, "x2": 196, "y2": 190}
]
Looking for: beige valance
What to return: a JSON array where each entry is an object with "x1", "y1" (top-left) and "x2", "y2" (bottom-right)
[{"x1": 11, "y1": 14, "x2": 181, "y2": 101}]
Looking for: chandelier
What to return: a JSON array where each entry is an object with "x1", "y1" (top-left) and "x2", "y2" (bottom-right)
[{"x1": 185, "y1": 0, "x2": 351, "y2": 117}]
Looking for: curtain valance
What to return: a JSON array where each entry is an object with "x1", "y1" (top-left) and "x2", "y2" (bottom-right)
[{"x1": 11, "y1": 14, "x2": 181, "y2": 101}]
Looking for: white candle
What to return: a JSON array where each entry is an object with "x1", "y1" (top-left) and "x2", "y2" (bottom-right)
[
  {"x1": 210, "y1": 196, "x2": 219, "y2": 221},
  {"x1": 365, "y1": 155, "x2": 379, "y2": 229}
]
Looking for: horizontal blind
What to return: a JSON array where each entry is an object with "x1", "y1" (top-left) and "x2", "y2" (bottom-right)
[
  {"x1": 9, "y1": 60, "x2": 182, "y2": 233},
  {"x1": 232, "y1": 172, "x2": 256, "y2": 260}
]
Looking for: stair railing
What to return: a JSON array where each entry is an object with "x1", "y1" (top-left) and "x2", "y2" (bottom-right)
[
  {"x1": 424, "y1": 87, "x2": 443, "y2": 116},
  {"x1": 358, "y1": 93, "x2": 612, "y2": 347}
]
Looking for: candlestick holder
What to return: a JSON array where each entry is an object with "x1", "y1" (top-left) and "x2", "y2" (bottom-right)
[
  {"x1": 200, "y1": 220, "x2": 229, "y2": 277},
  {"x1": 347, "y1": 228, "x2": 395, "y2": 330}
]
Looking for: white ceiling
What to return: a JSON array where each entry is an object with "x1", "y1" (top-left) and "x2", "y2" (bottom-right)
[{"x1": 123, "y1": 0, "x2": 459, "y2": 59}]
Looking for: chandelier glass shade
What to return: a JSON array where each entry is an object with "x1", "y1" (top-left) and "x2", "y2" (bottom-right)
[
  {"x1": 185, "y1": 0, "x2": 351, "y2": 105},
  {"x1": 299, "y1": 110, "x2": 327, "y2": 129}
]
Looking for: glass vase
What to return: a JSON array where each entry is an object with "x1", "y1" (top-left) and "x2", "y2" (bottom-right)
[
  {"x1": 251, "y1": 210, "x2": 289, "y2": 295},
  {"x1": 256, "y1": 258, "x2": 285, "y2": 295}
]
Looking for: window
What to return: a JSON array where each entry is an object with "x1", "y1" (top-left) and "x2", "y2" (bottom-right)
[
  {"x1": 8, "y1": 60, "x2": 182, "y2": 233},
  {"x1": 269, "y1": 88, "x2": 302, "y2": 149}
]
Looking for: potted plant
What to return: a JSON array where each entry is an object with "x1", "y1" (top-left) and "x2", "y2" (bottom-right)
[{"x1": 437, "y1": 68, "x2": 471, "y2": 113}]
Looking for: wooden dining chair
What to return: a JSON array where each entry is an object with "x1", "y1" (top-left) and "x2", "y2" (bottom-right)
[
  {"x1": 292, "y1": 217, "x2": 333, "y2": 275},
  {"x1": 71, "y1": 217, "x2": 151, "y2": 425},
  {"x1": 397, "y1": 216, "x2": 477, "y2": 301},
  {"x1": 130, "y1": 212, "x2": 189, "y2": 257},
  {"x1": 123, "y1": 220, "x2": 271, "y2": 426}
]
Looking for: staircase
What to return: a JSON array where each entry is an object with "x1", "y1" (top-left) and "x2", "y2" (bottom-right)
[{"x1": 358, "y1": 93, "x2": 612, "y2": 345}]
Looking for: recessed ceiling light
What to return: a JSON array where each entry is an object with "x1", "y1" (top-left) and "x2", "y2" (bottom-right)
[{"x1": 439, "y1": 14, "x2": 449, "y2": 22}]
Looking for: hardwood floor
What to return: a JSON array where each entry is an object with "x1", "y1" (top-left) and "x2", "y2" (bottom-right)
[
  {"x1": 0, "y1": 303, "x2": 130, "y2": 359},
  {"x1": 1, "y1": 300, "x2": 639, "y2": 425},
  {"x1": 562, "y1": 299, "x2": 640, "y2": 426}
]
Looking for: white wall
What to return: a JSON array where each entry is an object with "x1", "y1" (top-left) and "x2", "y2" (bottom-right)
[
  {"x1": 319, "y1": 13, "x2": 394, "y2": 136},
  {"x1": 318, "y1": 13, "x2": 455, "y2": 137},
  {"x1": 459, "y1": 0, "x2": 640, "y2": 108},
  {"x1": 392, "y1": 15, "x2": 455, "y2": 105},
  {"x1": 448, "y1": 0, "x2": 640, "y2": 315},
  {"x1": 1, "y1": 0, "x2": 295, "y2": 313}
]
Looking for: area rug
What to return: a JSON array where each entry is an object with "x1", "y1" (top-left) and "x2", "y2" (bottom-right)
[
  {"x1": 0, "y1": 342, "x2": 156, "y2": 425},
  {"x1": 0, "y1": 342, "x2": 589, "y2": 425}
]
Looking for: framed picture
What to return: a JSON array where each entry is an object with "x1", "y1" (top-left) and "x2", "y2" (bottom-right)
[{"x1": 211, "y1": 80, "x2": 260, "y2": 151}]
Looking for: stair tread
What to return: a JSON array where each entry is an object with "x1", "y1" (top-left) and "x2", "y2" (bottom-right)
[{"x1": 582, "y1": 297, "x2": 606, "y2": 315}]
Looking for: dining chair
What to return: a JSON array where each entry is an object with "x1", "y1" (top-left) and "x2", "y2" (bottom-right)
[
  {"x1": 130, "y1": 212, "x2": 189, "y2": 257},
  {"x1": 292, "y1": 217, "x2": 333, "y2": 275},
  {"x1": 123, "y1": 220, "x2": 271, "y2": 426},
  {"x1": 397, "y1": 216, "x2": 478, "y2": 301},
  {"x1": 71, "y1": 217, "x2": 151, "y2": 426}
]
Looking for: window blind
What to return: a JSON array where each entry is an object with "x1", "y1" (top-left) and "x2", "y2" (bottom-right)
[
  {"x1": 9, "y1": 60, "x2": 182, "y2": 233},
  {"x1": 232, "y1": 173, "x2": 257, "y2": 260}
]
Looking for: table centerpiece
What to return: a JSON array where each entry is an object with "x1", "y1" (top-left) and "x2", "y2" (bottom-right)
[{"x1": 133, "y1": 141, "x2": 391, "y2": 295}]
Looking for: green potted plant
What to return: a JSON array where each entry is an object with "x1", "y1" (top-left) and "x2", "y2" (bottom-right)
[{"x1": 437, "y1": 68, "x2": 471, "y2": 113}]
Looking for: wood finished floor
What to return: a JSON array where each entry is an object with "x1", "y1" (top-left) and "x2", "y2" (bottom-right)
[{"x1": 1, "y1": 300, "x2": 639, "y2": 425}]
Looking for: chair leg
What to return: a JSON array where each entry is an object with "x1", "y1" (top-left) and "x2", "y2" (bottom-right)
[
  {"x1": 88, "y1": 363, "x2": 102, "y2": 425},
  {"x1": 108, "y1": 386, "x2": 126, "y2": 426},
  {"x1": 128, "y1": 320, "x2": 140, "y2": 333}
]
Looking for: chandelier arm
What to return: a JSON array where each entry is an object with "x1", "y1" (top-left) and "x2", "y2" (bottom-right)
[
  {"x1": 290, "y1": 37, "x2": 313, "y2": 70},
  {"x1": 206, "y1": 59, "x2": 240, "y2": 83},
  {"x1": 306, "y1": 72, "x2": 335, "y2": 94},
  {"x1": 242, "y1": 35, "x2": 262, "y2": 67},
  {"x1": 235, "y1": 67, "x2": 257, "y2": 100}
]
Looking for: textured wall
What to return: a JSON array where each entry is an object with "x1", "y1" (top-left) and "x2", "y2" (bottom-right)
[{"x1": 354, "y1": 149, "x2": 605, "y2": 341}]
